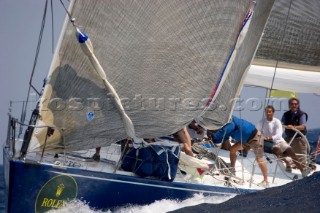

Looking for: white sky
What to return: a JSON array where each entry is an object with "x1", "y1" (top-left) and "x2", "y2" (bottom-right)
[{"x1": 0, "y1": 0, "x2": 319, "y2": 164}]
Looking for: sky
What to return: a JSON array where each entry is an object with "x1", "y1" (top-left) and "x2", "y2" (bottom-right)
[
  {"x1": 0, "y1": 0, "x2": 67, "y2": 163},
  {"x1": 0, "y1": 0, "x2": 319, "y2": 164}
]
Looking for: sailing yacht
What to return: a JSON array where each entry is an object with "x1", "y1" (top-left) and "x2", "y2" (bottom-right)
[{"x1": 3, "y1": 0, "x2": 320, "y2": 212}]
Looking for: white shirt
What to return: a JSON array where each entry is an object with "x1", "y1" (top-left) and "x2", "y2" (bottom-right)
[{"x1": 256, "y1": 117, "x2": 284, "y2": 142}]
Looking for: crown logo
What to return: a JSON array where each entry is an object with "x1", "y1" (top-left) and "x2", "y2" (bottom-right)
[{"x1": 56, "y1": 183, "x2": 65, "y2": 197}]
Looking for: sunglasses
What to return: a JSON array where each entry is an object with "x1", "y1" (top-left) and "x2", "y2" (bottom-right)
[{"x1": 290, "y1": 103, "x2": 298, "y2": 106}]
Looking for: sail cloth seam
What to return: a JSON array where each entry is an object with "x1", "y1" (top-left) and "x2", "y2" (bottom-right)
[
  {"x1": 205, "y1": 1, "x2": 256, "y2": 107},
  {"x1": 75, "y1": 28, "x2": 143, "y2": 145}
]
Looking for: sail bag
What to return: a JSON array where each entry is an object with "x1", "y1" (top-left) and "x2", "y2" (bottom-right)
[{"x1": 121, "y1": 144, "x2": 180, "y2": 181}]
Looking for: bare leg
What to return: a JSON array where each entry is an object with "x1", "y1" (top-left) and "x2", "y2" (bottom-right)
[
  {"x1": 287, "y1": 137, "x2": 307, "y2": 165},
  {"x1": 250, "y1": 132, "x2": 268, "y2": 184},
  {"x1": 284, "y1": 148, "x2": 305, "y2": 172},
  {"x1": 256, "y1": 156, "x2": 268, "y2": 182},
  {"x1": 221, "y1": 140, "x2": 231, "y2": 151},
  {"x1": 173, "y1": 128, "x2": 193, "y2": 156},
  {"x1": 230, "y1": 142, "x2": 242, "y2": 168},
  {"x1": 96, "y1": 147, "x2": 101, "y2": 154},
  {"x1": 272, "y1": 147, "x2": 291, "y2": 168},
  {"x1": 92, "y1": 147, "x2": 101, "y2": 161}
]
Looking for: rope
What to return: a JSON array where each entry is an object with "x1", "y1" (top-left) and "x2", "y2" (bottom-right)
[
  {"x1": 258, "y1": 0, "x2": 293, "y2": 130},
  {"x1": 267, "y1": 0, "x2": 294, "y2": 102},
  {"x1": 262, "y1": 0, "x2": 294, "y2": 113},
  {"x1": 238, "y1": 105, "x2": 246, "y2": 181},
  {"x1": 21, "y1": 0, "x2": 48, "y2": 125},
  {"x1": 14, "y1": 119, "x2": 55, "y2": 129},
  {"x1": 29, "y1": 0, "x2": 48, "y2": 96},
  {"x1": 59, "y1": 0, "x2": 75, "y2": 25},
  {"x1": 256, "y1": 0, "x2": 294, "y2": 175},
  {"x1": 50, "y1": 0, "x2": 54, "y2": 53}
]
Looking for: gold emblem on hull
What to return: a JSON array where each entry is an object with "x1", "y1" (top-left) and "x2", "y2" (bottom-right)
[{"x1": 35, "y1": 175, "x2": 77, "y2": 213}]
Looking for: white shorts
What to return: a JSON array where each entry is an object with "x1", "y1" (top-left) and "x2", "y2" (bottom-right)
[{"x1": 273, "y1": 140, "x2": 290, "y2": 153}]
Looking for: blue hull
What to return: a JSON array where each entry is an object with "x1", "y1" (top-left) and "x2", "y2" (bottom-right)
[{"x1": 3, "y1": 148, "x2": 255, "y2": 212}]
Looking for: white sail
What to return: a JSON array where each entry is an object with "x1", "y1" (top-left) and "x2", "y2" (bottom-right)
[
  {"x1": 27, "y1": 0, "x2": 275, "y2": 152},
  {"x1": 197, "y1": 0, "x2": 274, "y2": 129},
  {"x1": 254, "y1": 0, "x2": 320, "y2": 71},
  {"x1": 244, "y1": 0, "x2": 320, "y2": 95}
]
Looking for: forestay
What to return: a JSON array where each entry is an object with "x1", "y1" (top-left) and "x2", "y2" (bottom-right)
[{"x1": 27, "y1": 0, "x2": 274, "y2": 153}]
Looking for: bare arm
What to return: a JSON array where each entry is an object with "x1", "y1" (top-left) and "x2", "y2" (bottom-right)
[{"x1": 173, "y1": 128, "x2": 193, "y2": 156}]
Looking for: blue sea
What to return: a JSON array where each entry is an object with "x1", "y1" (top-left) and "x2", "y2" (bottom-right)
[
  {"x1": 0, "y1": 165, "x2": 4, "y2": 213},
  {"x1": 0, "y1": 129, "x2": 319, "y2": 212}
]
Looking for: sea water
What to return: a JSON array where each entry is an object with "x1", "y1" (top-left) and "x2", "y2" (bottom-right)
[{"x1": 46, "y1": 194, "x2": 234, "y2": 213}]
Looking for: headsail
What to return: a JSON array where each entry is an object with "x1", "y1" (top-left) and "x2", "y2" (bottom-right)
[
  {"x1": 197, "y1": 0, "x2": 274, "y2": 129},
  {"x1": 27, "y1": 0, "x2": 275, "y2": 153}
]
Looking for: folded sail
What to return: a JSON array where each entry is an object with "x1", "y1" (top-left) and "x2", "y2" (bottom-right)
[
  {"x1": 28, "y1": 0, "x2": 275, "y2": 152},
  {"x1": 245, "y1": 65, "x2": 320, "y2": 94}
]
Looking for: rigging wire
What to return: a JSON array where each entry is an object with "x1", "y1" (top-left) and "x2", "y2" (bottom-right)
[
  {"x1": 21, "y1": 0, "x2": 48, "y2": 126},
  {"x1": 258, "y1": 0, "x2": 293, "y2": 135},
  {"x1": 236, "y1": 1, "x2": 294, "y2": 181},
  {"x1": 256, "y1": 0, "x2": 294, "y2": 177},
  {"x1": 29, "y1": 0, "x2": 49, "y2": 96},
  {"x1": 264, "y1": 0, "x2": 293, "y2": 107},
  {"x1": 258, "y1": 0, "x2": 293, "y2": 142},
  {"x1": 51, "y1": 0, "x2": 54, "y2": 53},
  {"x1": 59, "y1": 0, "x2": 75, "y2": 25}
]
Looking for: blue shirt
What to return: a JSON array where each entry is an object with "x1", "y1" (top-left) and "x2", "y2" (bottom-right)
[{"x1": 212, "y1": 115, "x2": 256, "y2": 144}]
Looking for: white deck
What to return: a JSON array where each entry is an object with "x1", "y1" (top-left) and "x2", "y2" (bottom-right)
[{"x1": 12, "y1": 139, "x2": 319, "y2": 193}]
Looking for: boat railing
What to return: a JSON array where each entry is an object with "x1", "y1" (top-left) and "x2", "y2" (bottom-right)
[
  {"x1": 5, "y1": 101, "x2": 108, "y2": 168},
  {"x1": 5, "y1": 110, "x2": 99, "y2": 169},
  {"x1": 5, "y1": 114, "x2": 55, "y2": 159},
  {"x1": 5, "y1": 114, "x2": 16, "y2": 158}
]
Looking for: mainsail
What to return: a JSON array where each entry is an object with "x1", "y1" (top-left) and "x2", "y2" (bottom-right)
[
  {"x1": 245, "y1": 0, "x2": 320, "y2": 94},
  {"x1": 255, "y1": 0, "x2": 320, "y2": 71},
  {"x1": 246, "y1": 0, "x2": 320, "y2": 92},
  {"x1": 27, "y1": 0, "x2": 275, "y2": 152}
]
